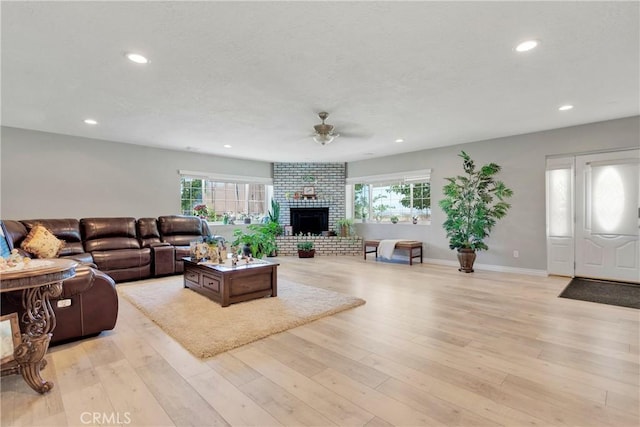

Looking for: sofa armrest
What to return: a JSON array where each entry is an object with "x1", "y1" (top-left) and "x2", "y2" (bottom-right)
[
  {"x1": 60, "y1": 265, "x2": 95, "y2": 298},
  {"x1": 150, "y1": 242, "x2": 172, "y2": 248},
  {"x1": 61, "y1": 252, "x2": 95, "y2": 266},
  {"x1": 151, "y1": 244, "x2": 175, "y2": 276}
]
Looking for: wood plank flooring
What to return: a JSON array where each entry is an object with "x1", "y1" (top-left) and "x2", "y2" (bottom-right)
[{"x1": 1, "y1": 256, "x2": 638, "y2": 426}]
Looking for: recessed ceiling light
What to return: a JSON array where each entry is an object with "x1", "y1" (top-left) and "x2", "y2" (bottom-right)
[
  {"x1": 395, "y1": 139, "x2": 404, "y2": 143},
  {"x1": 515, "y1": 40, "x2": 538, "y2": 52},
  {"x1": 83, "y1": 118, "x2": 98, "y2": 125},
  {"x1": 558, "y1": 105, "x2": 574, "y2": 111},
  {"x1": 125, "y1": 53, "x2": 149, "y2": 64},
  {"x1": 223, "y1": 144, "x2": 232, "y2": 148}
]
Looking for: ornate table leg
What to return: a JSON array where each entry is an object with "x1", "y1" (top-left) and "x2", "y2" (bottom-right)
[{"x1": 13, "y1": 282, "x2": 63, "y2": 394}]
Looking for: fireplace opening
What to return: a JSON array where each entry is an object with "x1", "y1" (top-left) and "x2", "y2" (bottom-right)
[{"x1": 290, "y1": 208, "x2": 329, "y2": 235}]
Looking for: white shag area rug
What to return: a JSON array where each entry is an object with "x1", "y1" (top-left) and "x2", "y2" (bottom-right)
[{"x1": 118, "y1": 276, "x2": 365, "y2": 358}]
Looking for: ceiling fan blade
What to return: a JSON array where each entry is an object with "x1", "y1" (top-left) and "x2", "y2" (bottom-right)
[{"x1": 337, "y1": 131, "x2": 373, "y2": 139}]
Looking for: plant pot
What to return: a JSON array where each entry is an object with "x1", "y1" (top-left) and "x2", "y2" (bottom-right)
[
  {"x1": 298, "y1": 249, "x2": 315, "y2": 258},
  {"x1": 457, "y1": 248, "x2": 476, "y2": 273},
  {"x1": 339, "y1": 225, "x2": 348, "y2": 237},
  {"x1": 244, "y1": 217, "x2": 251, "y2": 224}
]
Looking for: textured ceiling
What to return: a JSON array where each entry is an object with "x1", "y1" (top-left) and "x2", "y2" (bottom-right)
[{"x1": 2, "y1": 1, "x2": 638, "y2": 163}]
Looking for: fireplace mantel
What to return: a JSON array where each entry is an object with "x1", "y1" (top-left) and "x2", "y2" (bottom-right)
[{"x1": 283, "y1": 199, "x2": 332, "y2": 208}]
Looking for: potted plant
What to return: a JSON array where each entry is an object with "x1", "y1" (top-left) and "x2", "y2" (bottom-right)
[
  {"x1": 268, "y1": 199, "x2": 280, "y2": 223},
  {"x1": 439, "y1": 151, "x2": 513, "y2": 273},
  {"x1": 264, "y1": 200, "x2": 282, "y2": 256},
  {"x1": 390, "y1": 215, "x2": 399, "y2": 224},
  {"x1": 259, "y1": 221, "x2": 282, "y2": 257},
  {"x1": 297, "y1": 241, "x2": 315, "y2": 258},
  {"x1": 336, "y1": 218, "x2": 354, "y2": 237},
  {"x1": 232, "y1": 220, "x2": 282, "y2": 259},
  {"x1": 193, "y1": 204, "x2": 209, "y2": 219}
]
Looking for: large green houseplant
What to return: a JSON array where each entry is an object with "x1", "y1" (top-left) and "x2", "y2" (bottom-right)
[
  {"x1": 232, "y1": 221, "x2": 281, "y2": 259},
  {"x1": 439, "y1": 151, "x2": 513, "y2": 273}
]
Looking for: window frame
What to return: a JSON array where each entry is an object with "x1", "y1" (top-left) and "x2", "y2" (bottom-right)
[
  {"x1": 179, "y1": 170, "x2": 273, "y2": 223},
  {"x1": 347, "y1": 169, "x2": 431, "y2": 224}
]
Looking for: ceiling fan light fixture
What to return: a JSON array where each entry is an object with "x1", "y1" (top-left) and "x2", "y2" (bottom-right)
[
  {"x1": 312, "y1": 111, "x2": 339, "y2": 145},
  {"x1": 313, "y1": 133, "x2": 337, "y2": 145}
]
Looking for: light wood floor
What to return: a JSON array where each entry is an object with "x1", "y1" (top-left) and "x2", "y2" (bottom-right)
[{"x1": 1, "y1": 256, "x2": 638, "y2": 427}]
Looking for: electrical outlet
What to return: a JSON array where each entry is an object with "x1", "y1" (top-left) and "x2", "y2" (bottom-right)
[{"x1": 513, "y1": 250, "x2": 519, "y2": 258}]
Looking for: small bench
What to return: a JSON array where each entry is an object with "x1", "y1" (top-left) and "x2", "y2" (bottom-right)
[{"x1": 363, "y1": 240, "x2": 423, "y2": 265}]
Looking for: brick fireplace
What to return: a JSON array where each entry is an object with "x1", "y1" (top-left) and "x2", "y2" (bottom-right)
[
  {"x1": 273, "y1": 162, "x2": 346, "y2": 234},
  {"x1": 290, "y1": 207, "x2": 329, "y2": 235}
]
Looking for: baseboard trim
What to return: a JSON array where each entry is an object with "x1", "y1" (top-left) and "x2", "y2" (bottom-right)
[{"x1": 424, "y1": 258, "x2": 548, "y2": 277}]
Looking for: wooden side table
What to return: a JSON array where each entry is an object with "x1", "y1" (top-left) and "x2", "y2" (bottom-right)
[{"x1": 0, "y1": 259, "x2": 77, "y2": 394}]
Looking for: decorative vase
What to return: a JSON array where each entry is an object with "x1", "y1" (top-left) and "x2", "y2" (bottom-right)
[
  {"x1": 242, "y1": 244, "x2": 252, "y2": 257},
  {"x1": 457, "y1": 248, "x2": 476, "y2": 273}
]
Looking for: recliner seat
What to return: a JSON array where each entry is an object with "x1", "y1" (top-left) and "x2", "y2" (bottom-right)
[
  {"x1": 158, "y1": 215, "x2": 211, "y2": 273},
  {"x1": 80, "y1": 217, "x2": 151, "y2": 282}
]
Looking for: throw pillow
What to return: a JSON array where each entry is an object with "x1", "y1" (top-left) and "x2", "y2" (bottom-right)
[
  {"x1": 0, "y1": 221, "x2": 11, "y2": 258},
  {"x1": 20, "y1": 224, "x2": 65, "y2": 259}
]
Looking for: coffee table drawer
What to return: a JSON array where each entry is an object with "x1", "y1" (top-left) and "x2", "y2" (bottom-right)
[
  {"x1": 202, "y1": 273, "x2": 221, "y2": 292},
  {"x1": 184, "y1": 269, "x2": 200, "y2": 287}
]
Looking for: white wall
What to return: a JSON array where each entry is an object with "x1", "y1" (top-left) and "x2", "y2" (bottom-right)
[
  {"x1": 349, "y1": 116, "x2": 640, "y2": 272},
  {"x1": 0, "y1": 127, "x2": 272, "y2": 219}
]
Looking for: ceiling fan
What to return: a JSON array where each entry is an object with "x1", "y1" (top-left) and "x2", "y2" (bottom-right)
[{"x1": 312, "y1": 112, "x2": 339, "y2": 145}]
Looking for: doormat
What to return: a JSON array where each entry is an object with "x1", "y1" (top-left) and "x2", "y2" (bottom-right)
[{"x1": 559, "y1": 277, "x2": 640, "y2": 309}]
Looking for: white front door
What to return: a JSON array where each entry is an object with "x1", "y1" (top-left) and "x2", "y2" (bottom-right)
[{"x1": 575, "y1": 150, "x2": 639, "y2": 283}]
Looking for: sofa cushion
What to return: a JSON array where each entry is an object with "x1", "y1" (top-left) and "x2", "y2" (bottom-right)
[
  {"x1": 174, "y1": 245, "x2": 191, "y2": 260},
  {"x1": 0, "y1": 222, "x2": 10, "y2": 258},
  {"x1": 21, "y1": 219, "x2": 84, "y2": 256},
  {"x1": 91, "y1": 248, "x2": 152, "y2": 271},
  {"x1": 81, "y1": 217, "x2": 140, "y2": 252},
  {"x1": 20, "y1": 224, "x2": 65, "y2": 258},
  {"x1": 137, "y1": 218, "x2": 162, "y2": 248},
  {"x1": 158, "y1": 215, "x2": 208, "y2": 246},
  {"x1": 62, "y1": 253, "x2": 95, "y2": 265}
]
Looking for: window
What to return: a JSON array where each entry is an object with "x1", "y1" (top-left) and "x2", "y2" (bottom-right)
[
  {"x1": 179, "y1": 171, "x2": 273, "y2": 223},
  {"x1": 349, "y1": 170, "x2": 431, "y2": 224}
]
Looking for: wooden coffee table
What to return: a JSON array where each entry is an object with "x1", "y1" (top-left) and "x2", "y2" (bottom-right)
[{"x1": 183, "y1": 257, "x2": 278, "y2": 307}]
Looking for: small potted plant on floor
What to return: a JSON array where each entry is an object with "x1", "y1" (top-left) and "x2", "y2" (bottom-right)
[
  {"x1": 336, "y1": 218, "x2": 354, "y2": 237},
  {"x1": 297, "y1": 241, "x2": 315, "y2": 258}
]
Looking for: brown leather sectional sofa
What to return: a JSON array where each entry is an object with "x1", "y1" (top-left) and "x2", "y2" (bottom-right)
[{"x1": 1, "y1": 215, "x2": 211, "y2": 344}]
